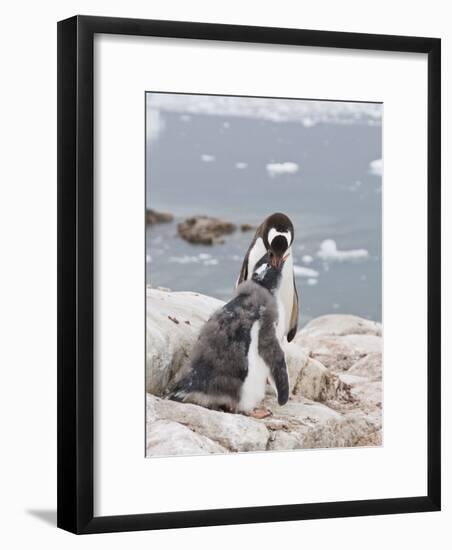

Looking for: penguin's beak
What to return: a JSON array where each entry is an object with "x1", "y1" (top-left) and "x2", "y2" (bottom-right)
[{"x1": 271, "y1": 253, "x2": 289, "y2": 270}]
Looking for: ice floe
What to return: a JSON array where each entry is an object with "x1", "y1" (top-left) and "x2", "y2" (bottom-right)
[
  {"x1": 147, "y1": 94, "x2": 382, "y2": 126},
  {"x1": 147, "y1": 108, "x2": 165, "y2": 142},
  {"x1": 302, "y1": 254, "x2": 314, "y2": 264},
  {"x1": 317, "y1": 239, "x2": 369, "y2": 261},
  {"x1": 168, "y1": 255, "x2": 200, "y2": 264},
  {"x1": 369, "y1": 158, "x2": 383, "y2": 176},
  {"x1": 293, "y1": 265, "x2": 319, "y2": 278},
  {"x1": 168, "y1": 254, "x2": 219, "y2": 267},
  {"x1": 235, "y1": 162, "x2": 248, "y2": 169},
  {"x1": 201, "y1": 154, "x2": 215, "y2": 163},
  {"x1": 266, "y1": 162, "x2": 299, "y2": 177}
]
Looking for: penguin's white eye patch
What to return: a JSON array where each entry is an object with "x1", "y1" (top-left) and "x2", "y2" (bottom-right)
[{"x1": 268, "y1": 228, "x2": 291, "y2": 247}]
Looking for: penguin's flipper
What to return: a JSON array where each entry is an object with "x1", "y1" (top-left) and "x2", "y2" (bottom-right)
[
  {"x1": 287, "y1": 277, "x2": 299, "y2": 342},
  {"x1": 258, "y1": 321, "x2": 289, "y2": 406},
  {"x1": 236, "y1": 247, "x2": 250, "y2": 288},
  {"x1": 236, "y1": 224, "x2": 262, "y2": 288}
]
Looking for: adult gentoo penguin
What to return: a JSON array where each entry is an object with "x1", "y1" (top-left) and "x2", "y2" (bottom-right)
[
  {"x1": 167, "y1": 254, "x2": 289, "y2": 418},
  {"x1": 237, "y1": 212, "x2": 299, "y2": 342}
]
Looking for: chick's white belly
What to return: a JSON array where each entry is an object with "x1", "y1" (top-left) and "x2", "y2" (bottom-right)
[{"x1": 239, "y1": 321, "x2": 269, "y2": 412}]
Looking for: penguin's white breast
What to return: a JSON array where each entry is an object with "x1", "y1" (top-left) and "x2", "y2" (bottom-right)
[
  {"x1": 247, "y1": 237, "x2": 267, "y2": 279},
  {"x1": 239, "y1": 321, "x2": 269, "y2": 412},
  {"x1": 275, "y1": 249, "x2": 294, "y2": 337}
]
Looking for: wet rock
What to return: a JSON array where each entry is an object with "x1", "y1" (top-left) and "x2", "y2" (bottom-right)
[
  {"x1": 240, "y1": 223, "x2": 255, "y2": 232},
  {"x1": 177, "y1": 215, "x2": 236, "y2": 245},
  {"x1": 146, "y1": 208, "x2": 174, "y2": 225}
]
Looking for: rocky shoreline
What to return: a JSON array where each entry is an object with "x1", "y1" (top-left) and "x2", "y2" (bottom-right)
[
  {"x1": 146, "y1": 287, "x2": 382, "y2": 457},
  {"x1": 146, "y1": 209, "x2": 255, "y2": 245}
]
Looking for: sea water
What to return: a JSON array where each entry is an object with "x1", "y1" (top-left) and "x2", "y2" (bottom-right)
[{"x1": 146, "y1": 108, "x2": 382, "y2": 326}]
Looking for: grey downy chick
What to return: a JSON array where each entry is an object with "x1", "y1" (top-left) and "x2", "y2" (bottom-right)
[{"x1": 167, "y1": 253, "x2": 289, "y2": 417}]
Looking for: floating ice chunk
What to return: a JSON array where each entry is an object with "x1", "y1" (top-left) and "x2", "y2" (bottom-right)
[
  {"x1": 293, "y1": 265, "x2": 319, "y2": 278},
  {"x1": 168, "y1": 255, "x2": 200, "y2": 264},
  {"x1": 180, "y1": 114, "x2": 191, "y2": 122},
  {"x1": 348, "y1": 180, "x2": 362, "y2": 191},
  {"x1": 307, "y1": 278, "x2": 318, "y2": 286},
  {"x1": 317, "y1": 239, "x2": 369, "y2": 261},
  {"x1": 235, "y1": 162, "x2": 248, "y2": 169},
  {"x1": 266, "y1": 162, "x2": 299, "y2": 177},
  {"x1": 146, "y1": 254, "x2": 152, "y2": 263},
  {"x1": 148, "y1": 94, "x2": 382, "y2": 126},
  {"x1": 198, "y1": 253, "x2": 211, "y2": 260},
  {"x1": 302, "y1": 117, "x2": 316, "y2": 127},
  {"x1": 302, "y1": 254, "x2": 314, "y2": 264},
  {"x1": 201, "y1": 154, "x2": 215, "y2": 162},
  {"x1": 203, "y1": 258, "x2": 219, "y2": 266},
  {"x1": 223, "y1": 121, "x2": 230, "y2": 128},
  {"x1": 147, "y1": 109, "x2": 165, "y2": 142},
  {"x1": 369, "y1": 158, "x2": 382, "y2": 176}
]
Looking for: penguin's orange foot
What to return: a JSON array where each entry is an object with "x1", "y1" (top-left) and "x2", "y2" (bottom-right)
[{"x1": 248, "y1": 407, "x2": 273, "y2": 419}]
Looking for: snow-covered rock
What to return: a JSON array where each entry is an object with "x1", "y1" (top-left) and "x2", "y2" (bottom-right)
[{"x1": 146, "y1": 288, "x2": 382, "y2": 456}]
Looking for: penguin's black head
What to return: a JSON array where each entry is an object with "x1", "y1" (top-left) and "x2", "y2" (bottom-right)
[
  {"x1": 262, "y1": 212, "x2": 294, "y2": 269},
  {"x1": 251, "y1": 252, "x2": 285, "y2": 293}
]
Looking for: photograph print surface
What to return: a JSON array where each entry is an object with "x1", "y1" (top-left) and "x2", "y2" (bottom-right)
[{"x1": 145, "y1": 92, "x2": 382, "y2": 457}]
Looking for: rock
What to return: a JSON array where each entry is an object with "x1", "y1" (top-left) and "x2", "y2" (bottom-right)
[
  {"x1": 292, "y1": 357, "x2": 350, "y2": 402},
  {"x1": 284, "y1": 341, "x2": 309, "y2": 391},
  {"x1": 240, "y1": 223, "x2": 255, "y2": 232},
  {"x1": 293, "y1": 357, "x2": 328, "y2": 400},
  {"x1": 295, "y1": 333, "x2": 381, "y2": 371},
  {"x1": 342, "y1": 334, "x2": 382, "y2": 355},
  {"x1": 146, "y1": 287, "x2": 223, "y2": 395},
  {"x1": 147, "y1": 394, "x2": 269, "y2": 454},
  {"x1": 146, "y1": 290, "x2": 382, "y2": 455},
  {"x1": 348, "y1": 353, "x2": 382, "y2": 381},
  {"x1": 177, "y1": 215, "x2": 236, "y2": 244},
  {"x1": 146, "y1": 420, "x2": 227, "y2": 456},
  {"x1": 339, "y1": 373, "x2": 382, "y2": 424},
  {"x1": 263, "y1": 397, "x2": 372, "y2": 450},
  {"x1": 145, "y1": 208, "x2": 174, "y2": 225},
  {"x1": 302, "y1": 314, "x2": 382, "y2": 338}
]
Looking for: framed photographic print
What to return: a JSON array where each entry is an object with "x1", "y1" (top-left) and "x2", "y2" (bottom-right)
[{"x1": 57, "y1": 15, "x2": 441, "y2": 534}]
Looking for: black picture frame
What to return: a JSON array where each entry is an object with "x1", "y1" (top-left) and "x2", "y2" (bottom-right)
[{"x1": 57, "y1": 15, "x2": 441, "y2": 534}]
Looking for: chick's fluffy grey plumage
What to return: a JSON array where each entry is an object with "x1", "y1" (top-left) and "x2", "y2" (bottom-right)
[{"x1": 167, "y1": 279, "x2": 289, "y2": 412}]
